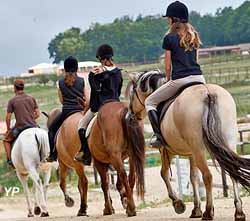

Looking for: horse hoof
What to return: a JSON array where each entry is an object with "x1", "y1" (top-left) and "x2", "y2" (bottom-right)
[
  {"x1": 40, "y1": 212, "x2": 49, "y2": 217},
  {"x1": 103, "y1": 207, "x2": 113, "y2": 216},
  {"x1": 27, "y1": 213, "x2": 34, "y2": 217},
  {"x1": 126, "y1": 209, "x2": 136, "y2": 217},
  {"x1": 77, "y1": 211, "x2": 87, "y2": 216},
  {"x1": 121, "y1": 197, "x2": 128, "y2": 209},
  {"x1": 190, "y1": 207, "x2": 202, "y2": 218},
  {"x1": 235, "y1": 212, "x2": 246, "y2": 221},
  {"x1": 173, "y1": 199, "x2": 186, "y2": 214},
  {"x1": 202, "y1": 210, "x2": 214, "y2": 220},
  {"x1": 34, "y1": 206, "x2": 41, "y2": 215},
  {"x1": 65, "y1": 196, "x2": 74, "y2": 207}
]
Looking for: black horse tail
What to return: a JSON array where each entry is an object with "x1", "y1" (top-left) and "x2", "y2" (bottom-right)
[
  {"x1": 122, "y1": 108, "x2": 145, "y2": 199},
  {"x1": 202, "y1": 93, "x2": 250, "y2": 189}
]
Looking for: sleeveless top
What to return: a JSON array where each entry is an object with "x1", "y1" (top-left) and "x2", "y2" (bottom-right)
[{"x1": 58, "y1": 76, "x2": 85, "y2": 112}]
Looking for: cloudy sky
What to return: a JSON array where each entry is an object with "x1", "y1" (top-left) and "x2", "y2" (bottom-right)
[{"x1": 0, "y1": 0, "x2": 245, "y2": 75}]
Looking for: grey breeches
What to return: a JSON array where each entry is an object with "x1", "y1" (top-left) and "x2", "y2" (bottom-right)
[
  {"x1": 78, "y1": 109, "x2": 96, "y2": 130},
  {"x1": 145, "y1": 75, "x2": 206, "y2": 112}
]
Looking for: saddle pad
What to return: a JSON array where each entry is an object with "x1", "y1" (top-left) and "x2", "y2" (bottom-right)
[
  {"x1": 157, "y1": 82, "x2": 204, "y2": 122},
  {"x1": 86, "y1": 115, "x2": 98, "y2": 138}
]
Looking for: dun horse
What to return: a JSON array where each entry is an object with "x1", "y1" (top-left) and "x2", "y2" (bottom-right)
[
  {"x1": 11, "y1": 128, "x2": 52, "y2": 217},
  {"x1": 126, "y1": 70, "x2": 250, "y2": 221},
  {"x1": 44, "y1": 101, "x2": 145, "y2": 217}
]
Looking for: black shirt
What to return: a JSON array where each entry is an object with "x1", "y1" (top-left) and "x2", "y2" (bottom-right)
[
  {"x1": 89, "y1": 67, "x2": 123, "y2": 112},
  {"x1": 162, "y1": 33, "x2": 202, "y2": 80},
  {"x1": 58, "y1": 76, "x2": 85, "y2": 112}
]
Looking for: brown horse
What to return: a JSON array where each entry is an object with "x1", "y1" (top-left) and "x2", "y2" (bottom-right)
[
  {"x1": 44, "y1": 101, "x2": 145, "y2": 217},
  {"x1": 126, "y1": 70, "x2": 250, "y2": 221},
  {"x1": 87, "y1": 101, "x2": 145, "y2": 216},
  {"x1": 43, "y1": 110, "x2": 88, "y2": 216}
]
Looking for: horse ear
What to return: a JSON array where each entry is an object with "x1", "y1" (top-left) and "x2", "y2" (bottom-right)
[
  {"x1": 41, "y1": 111, "x2": 49, "y2": 118},
  {"x1": 128, "y1": 72, "x2": 139, "y2": 82}
]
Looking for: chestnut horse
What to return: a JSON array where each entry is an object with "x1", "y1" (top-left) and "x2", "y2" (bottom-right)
[
  {"x1": 88, "y1": 101, "x2": 145, "y2": 216},
  {"x1": 44, "y1": 101, "x2": 145, "y2": 217},
  {"x1": 126, "y1": 70, "x2": 250, "y2": 221},
  {"x1": 43, "y1": 110, "x2": 88, "y2": 216}
]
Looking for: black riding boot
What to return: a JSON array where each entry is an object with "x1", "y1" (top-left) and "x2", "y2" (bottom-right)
[
  {"x1": 148, "y1": 110, "x2": 165, "y2": 148},
  {"x1": 74, "y1": 128, "x2": 92, "y2": 165},
  {"x1": 46, "y1": 131, "x2": 57, "y2": 162}
]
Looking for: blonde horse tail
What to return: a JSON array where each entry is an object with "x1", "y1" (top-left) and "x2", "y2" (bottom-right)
[
  {"x1": 122, "y1": 108, "x2": 145, "y2": 199},
  {"x1": 202, "y1": 93, "x2": 250, "y2": 189}
]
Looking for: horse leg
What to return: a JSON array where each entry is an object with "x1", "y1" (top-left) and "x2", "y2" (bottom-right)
[
  {"x1": 194, "y1": 153, "x2": 214, "y2": 220},
  {"x1": 160, "y1": 149, "x2": 186, "y2": 214},
  {"x1": 58, "y1": 161, "x2": 74, "y2": 207},
  {"x1": 74, "y1": 164, "x2": 88, "y2": 216},
  {"x1": 16, "y1": 171, "x2": 34, "y2": 217},
  {"x1": 28, "y1": 168, "x2": 49, "y2": 217},
  {"x1": 42, "y1": 166, "x2": 52, "y2": 202},
  {"x1": 32, "y1": 182, "x2": 41, "y2": 216},
  {"x1": 116, "y1": 174, "x2": 127, "y2": 209},
  {"x1": 128, "y1": 159, "x2": 136, "y2": 191},
  {"x1": 189, "y1": 157, "x2": 202, "y2": 218},
  {"x1": 231, "y1": 178, "x2": 246, "y2": 221},
  {"x1": 94, "y1": 160, "x2": 114, "y2": 215},
  {"x1": 115, "y1": 159, "x2": 135, "y2": 210},
  {"x1": 111, "y1": 154, "x2": 136, "y2": 217}
]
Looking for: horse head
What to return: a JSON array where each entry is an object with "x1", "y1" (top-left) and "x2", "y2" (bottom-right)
[
  {"x1": 42, "y1": 108, "x2": 61, "y2": 128},
  {"x1": 125, "y1": 70, "x2": 166, "y2": 120}
]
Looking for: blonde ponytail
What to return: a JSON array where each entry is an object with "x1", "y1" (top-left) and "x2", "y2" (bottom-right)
[{"x1": 168, "y1": 21, "x2": 202, "y2": 51}]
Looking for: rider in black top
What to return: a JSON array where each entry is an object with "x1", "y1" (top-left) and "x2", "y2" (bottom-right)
[
  {"x1": 74, "y1": 44, "x2": 123, "y2": 165},
  {"x1": 46, "y1": 56, "x2": 87, "y2": 162}
]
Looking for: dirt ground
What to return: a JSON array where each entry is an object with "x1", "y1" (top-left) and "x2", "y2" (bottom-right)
[{"x1": 0, "y1": 166, "x2": 250, "y2": 221}]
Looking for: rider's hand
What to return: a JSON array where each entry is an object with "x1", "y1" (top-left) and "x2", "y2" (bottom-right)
[
  {"x1": 92, "y1": 66, "x2": 105, "y2": 74},
  {"x1": 77, "y1": 97, "x2": 86, "y2": 108}
]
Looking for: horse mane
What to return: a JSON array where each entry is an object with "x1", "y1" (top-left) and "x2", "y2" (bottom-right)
[{"x1": 125, "y1": 70, "x2": 166, "y2": 98}]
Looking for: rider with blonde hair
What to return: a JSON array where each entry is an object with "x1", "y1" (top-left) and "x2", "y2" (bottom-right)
[
  {"x1": 75, "y1": 44, "x2": 123, "y2": 165},
  {"x1": 145, "y1": 1, "x2": 205, "y2": 148}
]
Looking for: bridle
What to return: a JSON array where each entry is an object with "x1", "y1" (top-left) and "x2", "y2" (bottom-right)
[{"x1": 129, "y1": 80, "x2": 145, "y2": 120}]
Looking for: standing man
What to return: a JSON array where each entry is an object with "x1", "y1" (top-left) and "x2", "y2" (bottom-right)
[{"x1": 3, "y1": 79, "x2": 40, "y2": 167}]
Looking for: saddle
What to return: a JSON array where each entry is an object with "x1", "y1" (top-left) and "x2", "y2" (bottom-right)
[
  {"x1": 11, "y1": 124, "x2": 38, "y2": 147},
  {"x1": 157, "y1": 82, "x2": 204, "y2": 123},
  {"x1": 12, "y1": 124, "x2": 38, "y2": 139}
]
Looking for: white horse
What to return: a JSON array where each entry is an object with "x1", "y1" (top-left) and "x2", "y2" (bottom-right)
[{"x1": 11, "y1": 128, "x2": 52, "y2": 217}]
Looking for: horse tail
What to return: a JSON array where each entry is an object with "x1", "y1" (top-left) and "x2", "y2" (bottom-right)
[
  {"x1": 35, "y1": 129, "x2": 50, "y2": 162},
  {"x1": 202, "y1": 93, "x2": 250, "y2": 189},
  {"x1": 122, "y1": 108, "x2": 145, "y2": 199}
]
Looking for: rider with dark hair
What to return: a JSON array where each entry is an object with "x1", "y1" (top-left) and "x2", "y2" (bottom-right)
[
  {"x1": 74, "y1": 44, "x2": 123, "y2": 165},
  {"x1": 3, "y1": 80, "x2": 40, "y2": 167},
  {"x1": 46, "y1": 56, "x2": 87, "y2": 162}
]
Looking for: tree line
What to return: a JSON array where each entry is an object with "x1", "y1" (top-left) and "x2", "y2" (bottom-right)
[{"x1": 48, "y1": 1, "x2": 250, "y2": 64}]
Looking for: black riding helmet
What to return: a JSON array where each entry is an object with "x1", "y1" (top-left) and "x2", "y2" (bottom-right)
[
  {"x1": 64, "y1": 56, "x2": 78, "y2": 73},
  {"x1": 96, "y1": 44, "x2": 114, "y2": 60},
  {"x1": 163, "y1": 1, "x2": 189, "y2": 23}
]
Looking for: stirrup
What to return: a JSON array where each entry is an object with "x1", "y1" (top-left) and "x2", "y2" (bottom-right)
[
  {"x1": 74, "y1": 151, "x2": 84, "y2": 162},
  {"x1": 6, "y1": 160, "x2": 15, "y2": 169},
  {"x1": 46, "y1": 155, "x2": 57, "y2": 162},
  {"x1": 150, "y1": 135, "x2": 164, "y2": 148}
]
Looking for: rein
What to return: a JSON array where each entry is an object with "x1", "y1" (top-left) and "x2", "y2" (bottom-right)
[{"x1": 129, "y1": 80, "x2": 145, "y2": 120}]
